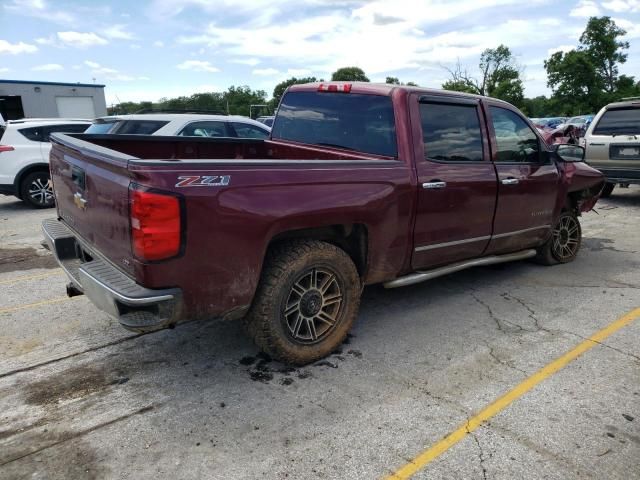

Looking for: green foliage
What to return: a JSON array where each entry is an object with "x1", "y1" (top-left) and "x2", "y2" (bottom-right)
[
  {"x1": 545, "y1": 16, "x2": 633, "y2": 114},
  {"x1": 271, "y1": 76, "x2": 319, "y2": 110},
  {"x1": 579, "y1": 16, "x2": 629, "y2": 93},
  {"x1": 442, "y1": 45, "x2": 524, "y2": 107},
  {"x1": 386, "y1": 77, "x2": 418, "y2": 86},
  {"x1": 108, "y1": 85, "x2": 268, "y2": 117},
  {"x1": 331, "y1": 67, "x2": 370, "y2": 82}
]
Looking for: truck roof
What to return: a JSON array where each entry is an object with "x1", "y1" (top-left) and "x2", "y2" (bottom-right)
[{"x1": 287, "y1": 81, "x2": 513, "y2": 106}]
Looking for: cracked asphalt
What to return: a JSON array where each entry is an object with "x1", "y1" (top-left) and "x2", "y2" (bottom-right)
[{"x1": 1, "y1": 187, "x2": 639, "y2": 480}]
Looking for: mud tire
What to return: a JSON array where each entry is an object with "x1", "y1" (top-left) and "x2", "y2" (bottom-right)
[{"x1": 244, "y1": 240, "x2": 361, "y2": 366}]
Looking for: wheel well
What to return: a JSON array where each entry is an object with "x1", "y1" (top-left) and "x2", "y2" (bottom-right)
[
  {"x1": 14, "y1": 164, "x2": 50, "y2": 199},
  {"x1": 269, "y1": 224, "x2": 368, "y2": 277},
  {"x1": 566, "y1": 181, "x2": 605, "y2": 214}
]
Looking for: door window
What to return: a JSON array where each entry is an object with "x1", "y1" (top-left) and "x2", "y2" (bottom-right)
[
  {"x1": 230, "y1": 122, "x2": 269, "y2": 139},
  {"x1": 420, "y1": 102, "x2": 484, "y2": 162},
  {"x1": 178, "y1": 121, "x2": 229, "y2": 137},
  {"x1": 490, "y1": 107, "x2": 540, "y2": 163}
]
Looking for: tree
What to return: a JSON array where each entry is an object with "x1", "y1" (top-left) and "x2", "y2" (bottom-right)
[
  {"x1": 545, "y1": 50, "x2": 601, "y2": 113},
  {"x1": 544, "y1": 16, "x2": 632, "y2": 114},
  {"x1": 385, "y1": 77, "x2": 418, "y2": 86},
  {"x1": 331, "y1": 67, "x2": 369, "y2": 82},
  {"x1": 271, "y1": 76, "x2": 319, "y2": 109},
  {"x1": 579, "y1": 16, "x2": 629, "y2": 93},
  {"x1": 222, "y1": 85, "x2": 268, "y2": 116},
  {"x1": 442, "y1": 46, "x2": 524, "y2": 105}
]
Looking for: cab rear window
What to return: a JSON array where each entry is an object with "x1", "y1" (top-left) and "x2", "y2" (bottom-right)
[
  {"x1": 593, "y1": 108, "x2": 640, "y2": 135},
  {"x1": 272, "y1": 91, "x2": 397, "y2": 157}
]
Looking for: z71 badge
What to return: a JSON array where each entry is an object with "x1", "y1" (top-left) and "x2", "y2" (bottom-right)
[{"x1": 175, "y1": 175, "x2": 231, "y2": 187}]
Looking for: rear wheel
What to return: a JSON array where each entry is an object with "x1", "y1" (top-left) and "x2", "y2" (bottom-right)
[
  {"x1": 244, "y1": 240, "x2": 361, "y2": 365},
  {"x1": 600, "y1": 182, "x2": 615, "y2": 198},
  {"x1": 535, "y1": 211, "x2": 582, "y2": 265},
  {"x1": 20, "y1": 171, "x2": 54, "y2": 208}
]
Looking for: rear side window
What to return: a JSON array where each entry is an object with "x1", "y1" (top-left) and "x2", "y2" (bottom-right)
[
  {"x1": 593, "y1": 108, "x2": 640, "y2": 135},
  {"x1": 114, "y1": 120, "x2": 169, "y2": 135},
  {"x1": 85, "y1": 121, "x2": 117, "y2": 134},
  {"x1": 230, "y1": 122, "x2": 269, "y2": 139},
  {"x1": 178, "y1": 121, "x2": 229, "y2": 137},
  {"x1": 18, "y1": 126, "x2": 43, "y2": 142},
  {"x1": 420, "y1": 102, "x2": 484, "y2": 162},
  {"x1": 43, "y1": 124, "x2": 89, "y2": 141},
  {"x1": 490, "y1": 107, "x2": 540, "y2": 163},
  {"x1": 272, "y1": 91, "x2": 397, "y2": 157}
]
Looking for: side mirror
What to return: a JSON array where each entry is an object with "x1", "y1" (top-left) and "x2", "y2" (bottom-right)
[{"x1": 555, "y1": 144, "x2": 585, "y2": 162}]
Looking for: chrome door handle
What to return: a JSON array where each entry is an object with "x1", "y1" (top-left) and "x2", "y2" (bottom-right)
[
  {"x1": 422, "y1": 181, "x2": 447, "y2": 189},
  {"x1": 501, "y1": 178, "x2": 519, "y2": 185}
]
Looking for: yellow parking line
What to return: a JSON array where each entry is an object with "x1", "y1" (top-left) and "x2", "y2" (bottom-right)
[
  {"x1": 0, "y1": 271, "x2": 63, "y2": 286},
  {"x1": 385, "y1": 307, "x2": 640, "y2": 480},
  {"x1": 0, "y1": 296, "x2": 73, "y2": 315}
]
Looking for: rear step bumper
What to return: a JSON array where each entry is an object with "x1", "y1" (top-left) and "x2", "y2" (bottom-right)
[{"x1": 42, "y1": 218, "x2": 182, "y2": 331}]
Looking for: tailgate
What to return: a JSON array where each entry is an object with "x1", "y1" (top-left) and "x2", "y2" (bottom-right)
[{"x1": 49, "y1": 133, "x2": 136, "y2": 276}]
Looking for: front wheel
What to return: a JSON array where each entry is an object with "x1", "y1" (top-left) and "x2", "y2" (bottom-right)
[
  {"x1": 20, "y1": 171, "x2": 55, "y2": 208},
  {"x1": 535, "y1": 211, "x2": 582, "y2": 265},
  {"x1": 244, "y1": 240, "x2": 361, "y2": 365}
]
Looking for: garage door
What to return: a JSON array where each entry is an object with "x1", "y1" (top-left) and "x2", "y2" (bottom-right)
[{"x1": 55, "y1": 96, "x2": 96, "y2": 119}]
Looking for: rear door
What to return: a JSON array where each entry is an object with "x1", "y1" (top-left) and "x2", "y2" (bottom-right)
[
  {"x1": 485, "y1": 105, "x2": 559, "y2": 254},
  {"x1": 411, "y1": 95, "x2": 498, "y2": 269}
]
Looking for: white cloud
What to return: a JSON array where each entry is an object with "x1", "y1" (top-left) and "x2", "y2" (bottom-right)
[
  {"x1": 57, "y1": 31, "x2": 108, "y2": 48},
  {"x1": 5, "y1": 0, "x2": 75, "y2": 24},
  {"x1": 231, "y1": 58, "x2": 261, "y2": 66},
  {"x1": 130, "y1": 44, "x2": 142, "y2": 50},
  {"x1": 0, "y1": 67, "x2": 10, "y2": 73},
  {"x1": 176, "y1": 60, "x2": 220, "y2": 72},
  {"x1": 612, "y1": 17, "x2": 640, "y2": 38},
  {"x1": 153, "y1": 40, "x2": 164, "y2": 47},
  {"x1": 286, "y1": 68, "x2": 313, "y2": 77},
  {"x1": 0, "y1": 39, "x2": 38, "y2": 55},
  {"x1": 102, "y1": 24, "x2": 134, "y2": 40},
  {"x1": 252, "y1": 68, "x2": 279, "y2": 76},
  {"x1": 602, "y1": 0, "x2": 639, "y2": 12},
  {"x1": 570, "y1": 0, "x2": 601, "y2": 17},
  {"x1": 31, "y1": 63, "x2": 64, "y2": 71},
  {"x1": 83, "y1": 60, "x2": 147, "y2": 82},
  {"x1": 547, "y1": 44, "x2": 575, "y2": 55}
]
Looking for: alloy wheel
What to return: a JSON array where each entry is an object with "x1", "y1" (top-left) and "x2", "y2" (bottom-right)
[
  {"x1": 552, "y1": 214, "x2": 580, "y2": 261},
  {"x1": 283, "y1": 267, "x2": 343, "y2": 344}
]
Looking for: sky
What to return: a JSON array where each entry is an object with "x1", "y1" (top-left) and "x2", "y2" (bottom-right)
[{"x1": 0, "y1": 0, "x2": 639, "y2": 105}]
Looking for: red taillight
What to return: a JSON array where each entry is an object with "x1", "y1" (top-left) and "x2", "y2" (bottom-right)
[
  {"x1": 318, "y1": 83, "x2": 352, "y2": 93},
  {"x1": 130, "y1": 187, "x2": 181, "y2": 261},
  {"x1": 0, "y1": 145, "x2": 14, "y2": 153}
]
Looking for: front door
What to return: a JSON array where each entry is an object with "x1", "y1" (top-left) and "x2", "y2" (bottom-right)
[
  {"x1": 485, "y1": 105, "x2": 560, "y2": 254},
  {"x1": 411, "y1": 95, "x2": 498, "y2": 269}
]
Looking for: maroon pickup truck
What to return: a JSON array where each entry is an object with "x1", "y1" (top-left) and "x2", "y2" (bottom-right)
[{"x1": 42, "y1": 82, "x2": 604, "y2": 365}]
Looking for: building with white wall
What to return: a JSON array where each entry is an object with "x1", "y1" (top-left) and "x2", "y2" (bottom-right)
[{"x1": 0, "y1": 80, "x2": 107, "y2": 120}]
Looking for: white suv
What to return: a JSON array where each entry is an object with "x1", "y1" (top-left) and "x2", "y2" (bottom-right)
[
  {"x1": 85, "y1": 113, "x2": 271, "y2": 138},
  {"x1": 0, "y1": 119, "x2": 91, "y2": 208}
]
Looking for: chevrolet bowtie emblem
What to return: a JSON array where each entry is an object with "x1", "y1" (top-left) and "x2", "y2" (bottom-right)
[{"x1": 73, "y1": 192, "x2": 87, "y2": 210}]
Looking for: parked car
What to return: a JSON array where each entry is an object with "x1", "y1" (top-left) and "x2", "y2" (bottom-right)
[
  {"x1": 583, "y1": 99, "x2": 640, "y2": 197},
  {"x1": 86, "y1": 114, "x2": 271, "y2": 138},
  {"x1": 42, "y1": 83, "x2": 604, "y2": 365},
  {"x1": 0, "y1": 118, "x2": 91, "y2": 207},
  {"x1": 256, "y1": 115, "x2": 275, "y2": 127}
]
